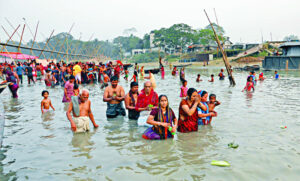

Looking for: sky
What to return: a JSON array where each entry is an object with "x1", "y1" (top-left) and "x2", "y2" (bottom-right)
[{"x1": 0, "y1": 0, "x2": 299, "y2": 44}]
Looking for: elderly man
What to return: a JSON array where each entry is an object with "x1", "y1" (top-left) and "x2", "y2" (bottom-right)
[
  {"x1": 103, "y1": 75, "x2": 126, "y2": 118},
  {"x1": 124, "y1": 81, "x2": 140, "y2": 120},
  {"x1": 67, "y1": 89, "x2": 98, "y2": 132},
  {"x1": 135, "y1": 81, "x2": 158, "y2": 126}
]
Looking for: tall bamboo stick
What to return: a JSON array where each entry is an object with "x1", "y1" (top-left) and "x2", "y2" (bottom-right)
[{"x1": 204, "y1": 9, "x2": 236, "y2": 86}]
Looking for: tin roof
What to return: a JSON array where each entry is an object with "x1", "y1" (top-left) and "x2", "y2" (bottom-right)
[{"x1": 279, "y1": 41, "x2": 300, "y2": 48}]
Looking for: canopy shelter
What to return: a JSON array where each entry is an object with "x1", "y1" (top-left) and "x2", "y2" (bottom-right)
[{"x1": 0, "y1": 52, "x2": 37, "y2": 60}]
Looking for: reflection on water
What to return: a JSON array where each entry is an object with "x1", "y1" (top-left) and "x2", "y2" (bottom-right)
[{"x1": 0, "y1": 68, "x2": 300, "y2": 180}]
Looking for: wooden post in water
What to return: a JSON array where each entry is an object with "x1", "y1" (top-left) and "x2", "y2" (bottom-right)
[
  {"x1": 286, "y1": 60, "x2": 289, "y2": 70},
  {"x1": 204, "y1": 9, "x2": 236, "y2": 86}
]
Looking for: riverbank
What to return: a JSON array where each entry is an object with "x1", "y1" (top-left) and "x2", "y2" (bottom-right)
[{"x1": 136, "y1": 58, "x2": 262, "y2": 69}]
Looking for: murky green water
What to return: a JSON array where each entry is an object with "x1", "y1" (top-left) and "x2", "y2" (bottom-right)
[{"x1": 1, "y1": 67, "x2": 300, "y2": 180}]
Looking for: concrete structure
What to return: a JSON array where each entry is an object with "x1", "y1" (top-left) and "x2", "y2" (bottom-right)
[{"x1": 263, "y1": 41, "x2": 300, "y2": 70}]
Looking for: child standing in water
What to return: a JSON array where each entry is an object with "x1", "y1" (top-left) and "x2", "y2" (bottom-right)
[
  {"x1": 124, "y1": 68, "x2": 129, "y2": 81},
  {"x1": 208, "y1": 74, "x2": 214, "y2": 82},
  {"x1": 258, "y1": 72, "x2": 265, "y2": 81},
  {"x1": 198, "y1": 90, "x2": 216, "y2": 125},
  {"x1": 73, "y1": 83, "x2": 79, "y2": 96},
  {"x1": 274, "y1": 70, "x2": 280, "y2": 79},
  {"x1": 180, "y1": 80, "x2": 188, "y2": 98},
  {"x1": 207, "y1": 94, "x2": 220, "y2": 122},
  {"x1": 51, "y1": 72, "x2": 57, "y2": 88},
  {"x1": 130, "y1": 71, "x2": 138, "y2": 83},
  {"x1": 41, "y1": 90, "x2": 55, "y2": 114},
  {"x1": 242, "y1": 76, "x2": 255, "y2": 92},
  {"x1": 196, "y1": 74, "x2": 202, "y2": 82},
  {"x1": 218, "y1": 69, "x2": 225, "y2": 80}
]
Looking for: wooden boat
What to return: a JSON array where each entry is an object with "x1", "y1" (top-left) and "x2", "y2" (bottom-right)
[
  {"x1": 233, "y1": 65, "x2": 260, "y2": 71},
  {"x1": 123, "y1": 63, "x2": 133, "y2": 69},
  {"x1": 173, "y1": 63, "x2": 192, "y2": 68},
  {"x1": 145, "y1": 68, "x2": 160, "y2": 74},
  {"x1": 243, "y1": 65, "x2": 260, "y2": 71},
  {"x1": 0, "y1": 83, "x2": 9, "y2": 94}
]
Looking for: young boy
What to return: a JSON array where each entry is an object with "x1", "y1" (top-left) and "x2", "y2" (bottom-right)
[
  {"x1": 124, "y1": 68, "x2": 129, "y2": 81},
  {"x1": 41, "y1": 90, "x2": 55, "y2": 114},
  {"x1": 196, "y1": 74, "x2": 202, "y2": 82},
  {"x1": 218, "y1": 69, "x2": 225, "y2": 80},
  {"x1": 208, "y1": 94, "x2": 221, "y2": 116},
  {"x1": 208, "y1": 74, "x2": 214, "y2": 82},
  {"x1": 274, "y1": 70, "x2": 280, "y2": 79}
]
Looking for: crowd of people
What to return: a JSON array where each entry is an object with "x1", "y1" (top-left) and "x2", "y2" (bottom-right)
[{"x1": 0, "y1": 60, "x2": 280, "y2": 140}]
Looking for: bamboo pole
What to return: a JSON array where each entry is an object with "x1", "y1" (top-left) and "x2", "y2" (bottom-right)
[
  {"x1": 56, "y1": 23, "x2": 75, "y2": 61},
  {"x1": 38, "y1": 30, "x2": 54, "y2": 58},
  {"x1": 5, "y1": 18, "x2": 46, "y2": 58},
  {"x1": 18, "y1": 24, "x2": 26, "y2": 53},
  {"x1": 1, "y1": 42, "x2": 96, "y2": 58},
  {"x1": 204, "y1": 9, "x2": 236, "y2": 86},
  {"x1": 0, "y1": 24, "x2": 20, "y2": 52}
]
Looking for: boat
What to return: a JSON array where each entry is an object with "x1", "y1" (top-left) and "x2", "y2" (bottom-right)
[
  {"x1": 233, "y1": 65, "x2": 260, "y2": 71},
  {"x1": 243, "y1": 65, "x2": 260, "y2": 71},
  {"x1": 123, "y1": 63, "x2": 133, "y2": 69},
  {"x1": 173, "y1": 63, "x2": 192, "y2": 68},
  {"x1": 145, "y1": 68, "x2": 160, "y2": 74}
]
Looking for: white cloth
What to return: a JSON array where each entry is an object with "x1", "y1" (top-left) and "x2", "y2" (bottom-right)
[
  {"x1": 73, "y1": 116, "x2": 90, "y2": 133},
  {"x1": 137, "y1": 111, "x2": 152, "y2": 127}
]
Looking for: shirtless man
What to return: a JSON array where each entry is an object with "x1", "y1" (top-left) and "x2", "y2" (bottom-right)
[
  {"x1": 103, "y1": 75, "x2": 126, "y2": 118},
  {"x1": 125, "y1": 82, "x2": 140, "y2": 120},
  {"x1": 67, "y1": 89, "x2": 98, "y2": 132}
]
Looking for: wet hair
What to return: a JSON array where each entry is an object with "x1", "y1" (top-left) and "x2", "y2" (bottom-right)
[
  {"x1": 275, "y1": 70, "x2": 278, "y2": 73},
  {"x1": 111, "y1": 75, "x2": 119, "y2": 82},
  {"x1": 197, "y1": 74, "x2": 200, "y2": 76},
  {"x1": 69, "y1": 75, "x2": 75, "y2": 80},
  {"x1": 209, "y1": 94, "x2": 216, "y2": 99},
  {"x1": 74, "y1": 83, "x2": 79, "y2": 89},
  {"x1": 42, "y1": 90, "x2": 49, "y2": 96},
  {"x1": 130, "y1": 81, "x2": 138, "y2": 88},
  {"x1": 247, "y1": 76, "x2": 251, "y2": 82},
  {"x1": 200, "y1": 90, "x2": 208, "y2": 97},
  {"x1": 182, "y1": 80, "x2": 187, "y2": 85},
  {"x1": 211, "y1": 74, "x2": 214, "y2": 77},
  {"x1": 187, "y1": 88, "x2": 197, "y2": 99}
]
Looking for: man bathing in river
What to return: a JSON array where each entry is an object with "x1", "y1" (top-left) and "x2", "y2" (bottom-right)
[
  {"x1": 125, "y1": 81, "x2": 140, "y2": 120},
  {"x1": 135, "y1": 81, "x2": 158, "y2": 125},
  {"x1": 103, "y1": 75, "x2": 126, "y2": 118},
  {"x1": 67, "y1": 89, "x2": 98, "y2": 132}
]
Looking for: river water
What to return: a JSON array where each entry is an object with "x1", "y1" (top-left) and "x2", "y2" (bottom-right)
[{"x1": 0, "y1": 67, "x2": 300, "y2": 180}]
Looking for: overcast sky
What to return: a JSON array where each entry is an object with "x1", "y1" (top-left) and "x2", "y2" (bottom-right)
[{"x1": 1, "y1": 0, "x2": 299, "y2": 44}]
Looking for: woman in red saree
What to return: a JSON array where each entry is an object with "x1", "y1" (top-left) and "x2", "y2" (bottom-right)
[{"x1": 177, "y1": 88, "x2": 206, "y2": 133}]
